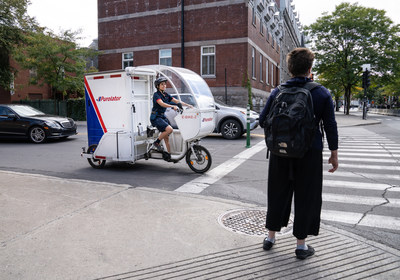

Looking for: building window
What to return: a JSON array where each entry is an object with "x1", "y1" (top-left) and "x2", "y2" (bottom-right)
[
  {"x1": 260, "y1": 22, "x2": 264, "y2": 35},
  {"x1": 259, "y1": 55, "x2": 263, "y2": 82},
  {"x1": 29, "y1": 68, "x2": 37, "y2": 80},
  {"x1": 122, "y1": 52, "x2": 133, "y2": 69},
  {"x1": 201, "y1": 46, "x2": 215, "y2": 76},
  {"x1": 266, "y1": 60, "x2": 269, "y2": 85},
  {"x1": 271, "y1": 63, "x2": 274, "y2": 87},
  {"x1": 251, "y1": 47, "x2": 256, "y2": 79},
  {"x1": 252, "y1": 6, "x2": 256, "y2": 26},
  {"x1": 159, "y1": 49, "x2": 172, "y2": 66}
]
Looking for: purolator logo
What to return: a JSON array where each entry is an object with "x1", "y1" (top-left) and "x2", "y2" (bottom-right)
[
  {"x1": 202, "y1": 117, "x2": 213, "y2": 122},
  {"x1": 96, "y1": 96, "x2": 122, "y2": 102}
]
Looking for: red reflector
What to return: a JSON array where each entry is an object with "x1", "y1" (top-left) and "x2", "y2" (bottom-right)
[
  {"x1": 132, "y1": 76, "x2": 140, "y2": 80},
  {"x1": 110, "y1": 74, "x2": 121, "y2": 78},
  {"x1": 93, "y1": 76, "x2": 104, "y2": 80},
  {"x1": 95, "y1": 156, "x2": 106, "y2": 159}
]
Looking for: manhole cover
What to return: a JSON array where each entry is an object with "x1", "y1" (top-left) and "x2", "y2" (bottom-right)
[{"x1": 218, "y1": 209, "x2": 293, "y2": 236}]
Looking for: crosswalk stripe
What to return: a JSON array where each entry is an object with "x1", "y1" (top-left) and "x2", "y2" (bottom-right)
[
  {"x1": 322, "y1": 193, "x2": 400, "y2": 208},
  {"x1": 324, "y1": 157, "x2": 398, "y2": 163},
  {"x1": 325, "y1": 171, "x2": 400, "y2": 181},
  {"x1": 358, "y1": 214, "x2": 400, "y2": 231},
  {"x1": 337, "y1": 162, "x2": 400, "y2": 172},
  {"x1": 323, "y1": 179, "x2": 399, "y2": 192},
  {"x1": 321, "y1": 210, "x2": 362, "y2": 224},
  {"x1": 323, "y1": 152, "x2": 400, "y2": 158},
  {"x1": 321, "y1": 210, "x2": 400, "y2": 231}
]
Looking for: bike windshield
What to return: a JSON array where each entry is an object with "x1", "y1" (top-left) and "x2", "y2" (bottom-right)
[{"x1": 140, "y1": 65, "x2": 215, "y2": 110}]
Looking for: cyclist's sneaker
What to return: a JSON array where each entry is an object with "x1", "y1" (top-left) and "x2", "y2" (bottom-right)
[{"x1": 152, "y1": 142, "x2": 163, "y2": 152}]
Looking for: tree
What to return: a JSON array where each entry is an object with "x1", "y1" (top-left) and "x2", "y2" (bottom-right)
[
  {"x1": 305, "y1": 2, "x2": 400, "y2": 114},
  {"x1": 0, "y1": 0, "x2": 33, "y2": 89},
  {"x1": 13, "y1": 29, "x2": 96, "y2": 99}
]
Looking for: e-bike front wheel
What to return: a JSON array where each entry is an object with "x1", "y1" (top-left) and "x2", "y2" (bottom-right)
[{"x1": 185, "y1": 145, "x2": 212, "y2": 173}]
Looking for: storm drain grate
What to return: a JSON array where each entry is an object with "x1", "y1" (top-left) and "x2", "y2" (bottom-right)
[{"x1": 218, "y1": 209, "x2": 293, "y2": 236}]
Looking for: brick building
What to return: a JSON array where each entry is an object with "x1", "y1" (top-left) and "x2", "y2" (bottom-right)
[
  {"x1": 97, "y1": 0, "x2": 303, "y2": 109},
  {"x1": 0, "y1": 59, "x2": 51, "y2": 104}
]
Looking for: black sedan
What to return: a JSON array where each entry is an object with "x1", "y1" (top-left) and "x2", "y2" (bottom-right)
[{"x1": 0, "y1": 104, "x2": 77, "y2": 143}]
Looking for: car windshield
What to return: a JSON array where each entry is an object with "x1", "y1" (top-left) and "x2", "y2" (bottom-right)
[{"x1": 10, "y1": 105, "x2": 44, "y2": 117}]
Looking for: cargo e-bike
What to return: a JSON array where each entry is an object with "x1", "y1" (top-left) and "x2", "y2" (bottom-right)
[{"x1": 81, "y1": 65, "x2": 216, "y2": 173}]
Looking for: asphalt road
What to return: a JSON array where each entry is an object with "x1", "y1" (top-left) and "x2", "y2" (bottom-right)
[{"x1": 1, "y1": 112, "x2": 399, "y2": 249}]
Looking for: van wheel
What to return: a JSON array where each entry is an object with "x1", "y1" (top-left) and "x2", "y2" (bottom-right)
[
  {"x1": 221, "y1": 119, "x2": 242, "y2": 139},
  {"x1": 87, "y1": 144, "x2": 106, "y2": 169}
]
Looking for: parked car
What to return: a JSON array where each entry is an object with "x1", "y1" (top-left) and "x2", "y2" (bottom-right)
[
  {"x1": 165, "y1": 100, "x2": 259, "y2": 140},
  {"x1": 0, "y1": 104, "x2": 77, "y2": 143},
  {"x1": 214, "y1": 100, "x2": 259, "y2": 139}
]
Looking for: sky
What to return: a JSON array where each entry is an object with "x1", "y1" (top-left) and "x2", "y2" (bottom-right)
[{"x1": 27, "y1": 0, "x2": 400, "y2": 47}]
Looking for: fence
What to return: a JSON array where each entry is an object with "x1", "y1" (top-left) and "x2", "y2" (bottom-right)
[{"x1": 13, "y1": 99, "x2": 86, "y2": 121}]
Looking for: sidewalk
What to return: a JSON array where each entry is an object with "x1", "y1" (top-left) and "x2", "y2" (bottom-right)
[
  {"x1": 1, "y1": 114, "x2": 399, "y2": 280},
  {"x1": 334, "y1": 111, "x2": 381, "y2": 127},
  {"x1": 1, "y1": 170, "x2": 399, "y2": 280}
]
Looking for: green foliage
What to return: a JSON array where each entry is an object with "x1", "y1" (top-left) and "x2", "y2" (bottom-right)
[
  {"x1": 13, "y1": 29, "x2": 96, "y2": 99},
  {"x1": 305, "y1": 2, "x2": 400, "y2": 114},
  {"x1": 0, "y1": 0, "x2": 34, "y2": 89},
  {"x1": 67, "y1": 98, "x2": 86, "y2": 121}
]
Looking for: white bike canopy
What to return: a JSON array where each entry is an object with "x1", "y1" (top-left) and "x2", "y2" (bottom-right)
[{"x1": 126, "y1": 65, "x2": 215, "y2": 110}]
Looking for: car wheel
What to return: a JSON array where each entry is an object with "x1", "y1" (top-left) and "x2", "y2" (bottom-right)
[
  {"x1": 29, "y1": 126, "x2": 46, "y2": 143},
  {"x1": 221, "y1": 119, "x2": 242, "y2": 139}
]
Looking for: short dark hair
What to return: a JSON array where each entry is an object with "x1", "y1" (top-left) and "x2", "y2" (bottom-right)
[{"x1": 287, "y1": 48, "x2": 315, "y2": 77}]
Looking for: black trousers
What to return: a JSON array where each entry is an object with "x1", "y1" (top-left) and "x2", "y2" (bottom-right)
[{"x1": 265, "y1": 149, "x2": 323, "y2": 240}]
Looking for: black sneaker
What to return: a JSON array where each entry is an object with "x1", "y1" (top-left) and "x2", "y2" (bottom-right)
[
  {"x1": 152, "y1": 142, "x2": 163, "y2": 152},
  {"x1": 263, "y1": 237, "x2": 275, "y2": 251},
  {"x1": 295, "y1": 245, "x2": 315, "y2": 260}
]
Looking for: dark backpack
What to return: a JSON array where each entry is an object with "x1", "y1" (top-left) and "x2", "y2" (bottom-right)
[{"x1": 264, "y1": 82, "x2": 320, "y2": 158}]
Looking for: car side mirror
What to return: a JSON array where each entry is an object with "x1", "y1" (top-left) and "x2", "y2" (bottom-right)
[{"x1": 216, "y1": 105, "x2": 220, "y2": 110}]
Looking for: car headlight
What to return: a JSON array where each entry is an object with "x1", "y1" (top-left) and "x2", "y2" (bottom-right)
[{"x1": 45, "y1": 121, "x2": 62, "y2": 129}]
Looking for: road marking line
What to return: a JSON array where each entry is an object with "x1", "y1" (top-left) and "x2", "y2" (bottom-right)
[
  {"x1": 175, "y1": 141, "x2": 266, "y2": 193},
  {"x1": 324, "y1": 171, "x2": 400, "y2": 181},
  {"x1": 358, "y1": 214, "x2": 400, "y2": 231},
  {"x1": 338, "y1": 163, "x2": 400, "y2": 172},
  {"x1": 323, "y1": 193, "x2": 400, "y2": 208},
  {"x1": 324, "y1": 157, "x2": 398, "y2": 164},
  {"x1": 322, "y1": 199, "x2": 400, "y2": 233},
  {"x1": 321, "y1": 210, "x2": 363, "y2": 224},
  {"x1": 323, "y1": 179, "x2": 398, "y2": 191},
  {"x1": 323, "y1": 152, "x2": 400, "y2": 158}
]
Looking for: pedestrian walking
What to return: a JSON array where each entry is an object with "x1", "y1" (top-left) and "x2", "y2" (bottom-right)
[{"x1": 259, "y1": 48, "x2": 339, "y2": 260}]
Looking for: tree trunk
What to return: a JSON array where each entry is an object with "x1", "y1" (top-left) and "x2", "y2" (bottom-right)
[{"x1": 344, "y1": 86, "x2": 351, "y2": 115}]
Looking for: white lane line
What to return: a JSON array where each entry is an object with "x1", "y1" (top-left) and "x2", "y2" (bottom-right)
[
  {"x1": 175, "y1": 140, "x2": 266, "y2": 193},
  {"x1": 322, "y1": 193, "x2": 400, "y2": 208}
]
